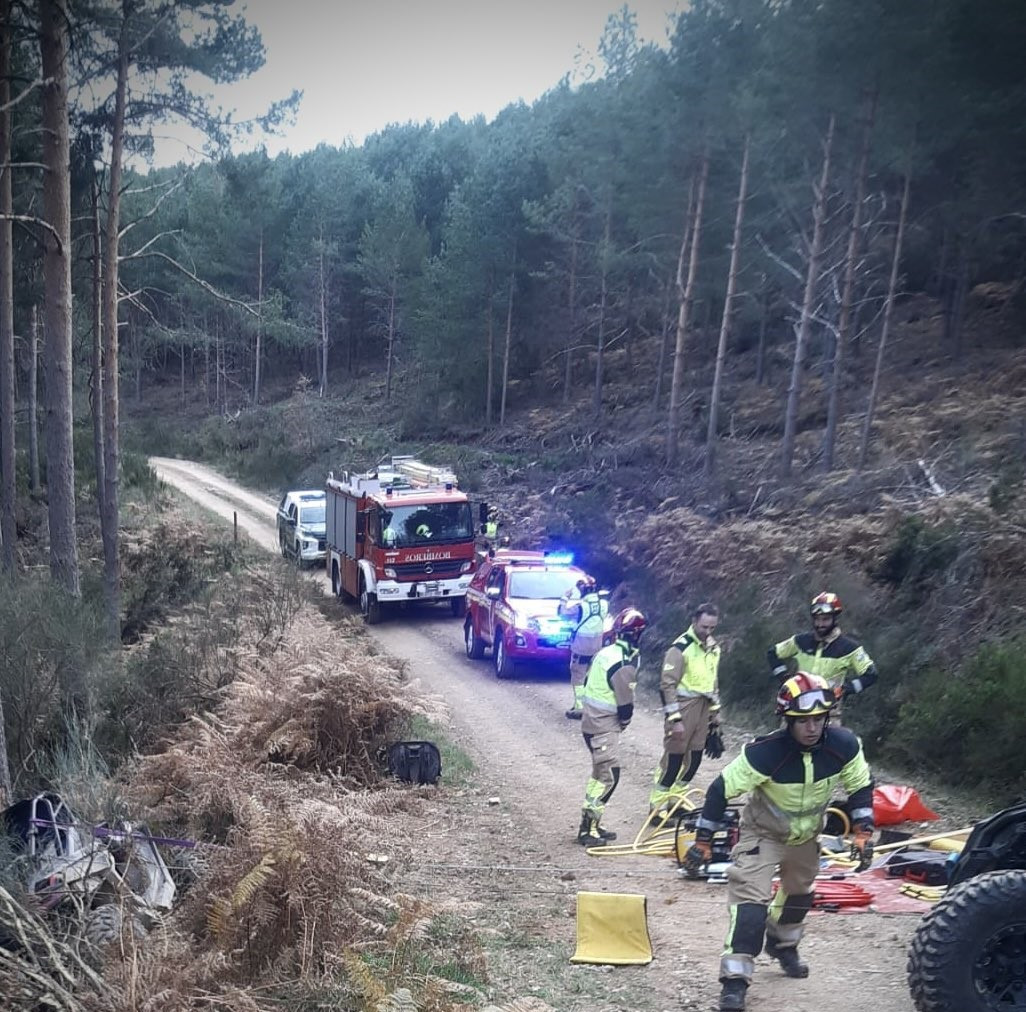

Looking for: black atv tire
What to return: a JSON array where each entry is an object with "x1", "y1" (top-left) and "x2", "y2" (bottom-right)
[{"x1": 908, "y1": 868, "x2": 1026, "y2": 1011}]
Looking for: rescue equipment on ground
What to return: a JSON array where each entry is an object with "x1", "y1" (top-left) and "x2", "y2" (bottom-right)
[
  {"x1": 570, "y1": 891, "x2": 653, "y2": 965},
  {"x1": 873, "y1": 784, "x2": 940, "y2": 825},
  {"x1": 387, "y1": 741, "x2": 442, "y2": 785}
]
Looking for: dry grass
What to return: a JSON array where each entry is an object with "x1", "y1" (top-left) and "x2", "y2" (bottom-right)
[{"x1": 0, "y1": 575, "x2": 494, "y2": 1011}]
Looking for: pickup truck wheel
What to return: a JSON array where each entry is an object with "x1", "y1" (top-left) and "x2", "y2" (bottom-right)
[
  {"x1": 451, "y1": 596, "x2": 467, "y2": 618},
  {"x1": 494, "y1": 633, "x2": 515, "y2": 679},
  {"x1": 360, "y1": 576, "x2": 381, "y2": 625},
  {"x1": 907, "y1": 869, "x2": 1026, "y2": 1012},
  {"x1": 279, "y1": 532, "x2": 288, "y2": 558},
  {"x1": 293, "y1": 541, "x2": 305, "y2": 567},
  {"x1": 465, "y1": 620, "x2": 486, "y2": 659}
]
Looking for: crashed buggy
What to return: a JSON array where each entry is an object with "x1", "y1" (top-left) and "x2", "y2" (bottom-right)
[
  {"x1": 907, "y1": 802, "x2": 1026, "y2": 1011},
  {"x1": 2, "y1": 793, "x2": 176, "y2": 946}
]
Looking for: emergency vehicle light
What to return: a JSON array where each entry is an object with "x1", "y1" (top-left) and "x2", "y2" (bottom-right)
[{"x1": 543, "y1": 551, "x2": 574, "y2": 566}]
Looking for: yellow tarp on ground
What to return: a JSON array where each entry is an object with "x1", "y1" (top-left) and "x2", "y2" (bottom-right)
[{"x1": 570, "y1": 891, "x2": 653, "y2": 966}]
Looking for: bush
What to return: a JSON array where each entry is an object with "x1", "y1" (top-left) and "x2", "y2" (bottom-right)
[
  {"x1": 876, "y1": 516, "x2": 959, "y2": 597},
  {"x1": 888, "y1": 636, "x2": 1026, "y2": 798},
  {"x1": 0, "y1": 576, "x2": 109, "y2": 791}
]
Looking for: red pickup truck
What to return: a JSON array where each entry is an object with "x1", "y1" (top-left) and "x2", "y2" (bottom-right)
[{"x1": 463, "y1": 549, "x2": 591, "y2": 679}]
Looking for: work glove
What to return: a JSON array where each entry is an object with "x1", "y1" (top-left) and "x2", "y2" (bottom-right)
[
  {"x1": 770, "y1": 664, "x2": 788, "y2": 681},
  {"x1": 850, "y1": 822, "x2": 875, "y2": 872},
  {"x1": 683, "y1": 827, "x2": 714, "y2": 878},
  {"x1": 704, "y1": 725, "x2": 725, "y2": 760}
]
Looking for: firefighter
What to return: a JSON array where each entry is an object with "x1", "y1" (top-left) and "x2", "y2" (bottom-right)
[
  {"x1": 483, "y1": 506, "x2": 500, "y2": 541},
  {"x1": 649, "y1": 603, "x2": 723, "y2": 818},
  {"x1": 767, "y1": 592, "x2": 878, "y2": 720},
  {"x1": 576, "y1": 607, "x2": 648, "y2": 846},
  {"x1": 559, "y1": 576, "x2": 609, "y2": 720},
  {"x1": 683, "y1": 672, "x2": 875, "y2": 1012}
]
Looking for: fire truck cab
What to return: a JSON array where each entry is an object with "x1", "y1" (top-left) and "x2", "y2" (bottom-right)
[{"x1": 325, "y1": 456, "x2": 478, "y2": 624}]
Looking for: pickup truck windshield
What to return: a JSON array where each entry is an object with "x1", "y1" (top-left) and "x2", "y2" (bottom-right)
[
  {"x1": 300, "y1": 504, "x2": 326, "y2": 525},
  {"x1": 508, "y1": 569, "x2": 580, "y2": 600}
]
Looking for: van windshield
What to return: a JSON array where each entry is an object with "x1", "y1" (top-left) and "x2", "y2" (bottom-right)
[{"x1": 508, "y1": 569, "x2": 580, "y2": 600}]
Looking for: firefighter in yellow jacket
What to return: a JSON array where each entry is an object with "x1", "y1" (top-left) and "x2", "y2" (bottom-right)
[
  {"x1": 768, "y1": 592, "x2": 878, "y2": 718},
  {"x1": 683, "y1": 672, "x2": 875, "y2": 1011},
  {"x1": 559, "y1": 576, "x2": 610, "y2": 720},
  {"x1": 576, "y1": 607, "x2": 648, "y2": 846},
  {"x1": 649, "y1": 603, "x2": 723, "y2": 818}
]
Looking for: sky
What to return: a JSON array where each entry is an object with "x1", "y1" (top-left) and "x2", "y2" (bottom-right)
[{"x1": 151, "y1": 0, "x2": 682, "y2": 165}]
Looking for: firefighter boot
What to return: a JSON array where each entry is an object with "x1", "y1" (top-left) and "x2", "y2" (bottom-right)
[
  {"x1": 766, "y1": 941, "x2": 809, "y2": 978},
  {"x1": 719, "y1": 978, "x2": 748, "y2": 1012},
  {"x1": 576, "y1": 814, "x2": 617, "y2": 845}
]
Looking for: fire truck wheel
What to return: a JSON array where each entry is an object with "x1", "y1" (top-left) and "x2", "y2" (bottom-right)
[
  {"x1": 360, "y1": 575, "x2": 381, "y2": 624},
  {"x1": 451, "y1": 596, "x2": 467, "y2": 618},
  {"x1": 465, "y1": 620, "x2": 486, "y2": 659},
  {"x1": 494, "y1": 633, "x2": 516, "y2": 679}
]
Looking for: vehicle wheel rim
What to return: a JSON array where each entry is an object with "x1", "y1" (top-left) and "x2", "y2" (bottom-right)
[
  {"x1": 974, "y1": 921, "x2": 1026, "y2": 1009},
  {"x1": 465, "y1": 626, "x2": 472, "y2": 656},
  {"x1": 496, "y1": 639, "x2": 504, "y2": 671}
]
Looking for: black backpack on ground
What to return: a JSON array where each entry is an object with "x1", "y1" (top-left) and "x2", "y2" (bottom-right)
[{"x1": 387, "y1": 741, "x2": 442, "y2": 785}]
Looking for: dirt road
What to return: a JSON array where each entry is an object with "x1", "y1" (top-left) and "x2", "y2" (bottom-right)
[{"x1": 150, "y1": 457, "x2": 918, "y2": 1012}]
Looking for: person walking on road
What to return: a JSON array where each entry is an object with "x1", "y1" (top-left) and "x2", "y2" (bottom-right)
[
  {"x1": 768, "y1": 592, "x2": 878, "y2": 720},
  {"x1": 683, "y1": 672, "x2": 875, "y2": 1011},
  {"x1": 649, "y1": 603, "x2": 723, "y2": 819},
  {"x1": 559, "y1": 576, "x2": 610, "y2": 720},
  {"x1": 576, "y1": 607, "x2": 648, "y2": 846}
]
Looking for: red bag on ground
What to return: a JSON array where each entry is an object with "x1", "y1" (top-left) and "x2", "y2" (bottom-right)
[{"x1": 873, "y1": 784, "x2": 939, "y2": 826}]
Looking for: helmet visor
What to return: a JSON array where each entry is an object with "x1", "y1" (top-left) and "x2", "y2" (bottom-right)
[
  {"x1": 789, "y1": 689, "x2": 833, "y2": 714},
  {"x1": 811, "y1": 603, "x2": 837, "y2": 616}
]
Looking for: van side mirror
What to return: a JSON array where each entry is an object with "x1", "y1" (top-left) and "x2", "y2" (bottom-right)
[{"x1": 486, "y1": 586, "x2": 501, "y2": 599}]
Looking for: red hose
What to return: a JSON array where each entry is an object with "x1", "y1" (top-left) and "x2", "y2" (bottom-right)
[{"x1": 773, "y1": 880, "x2": 872, "y2": 909}]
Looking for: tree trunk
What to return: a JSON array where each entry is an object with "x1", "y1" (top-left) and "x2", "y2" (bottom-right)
[
  {"x1": 485, "y1": 270, "x2": 495, "y2": 426},
  {"x1": 384, "y1": 281, "x2": 396, "y2": 401},
  {"x1": 665, "y1": 151, "x2": 708, "y2": 467},
  {"x1": 499, "y1": 261, "x2": 515, "y2": 426},
  {"x1": 100, "y1": 7, "x2": 128, "y2": 636},
  {"x1": 318, "y1": 230, "x2": 328, "y2": 397},
  {"x1": 652, "y1": 272, "x2": 674, "y2": 408},
  {"x1": 28, "y1": 306, "x2": 39, "y2": 492},
  {"x1": 40, "y1": 0, "x2": 80, "y2": 596},
  {"x1": 253, "y1": 228, "x2": 264, "y2": 403},
  {"x1": 90, "y1": 178, "x2": 104, "y2": 526},
  {"x1": 592, "y1": 202, "x2": 611, "y2": 416},
  {"x1": 0, "y1": 0, "x2": 15, "y2": 572},
  {"x1": 781, "y1": 114, "x2": 835, "y2": 478},
  {"x1": 858, "y1": 158, "x2": 912, "y2": 470},
  {"x1": 824, "y1": 91, "x2": 876, "y2": 471},
  {"x1": 705, "y1": 133, "x2": 751, "y2": 477},
  {"x1": 754, "y1": 282, "x2": 769, "y2": 385},
  {"x1": 563, "y1": 220, "x2": 578, "y2": 403}
]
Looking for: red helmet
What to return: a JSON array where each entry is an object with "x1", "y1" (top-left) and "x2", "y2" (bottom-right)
[
  {"x1": 776, "y1": 672, "x2": 836, "y2": 717},
  {"x1": 613, "y1": 607, "x2": 647, "y2": 645},
  {"x1": 810, "y1": 592, "x2": 842, "y2": 617}
]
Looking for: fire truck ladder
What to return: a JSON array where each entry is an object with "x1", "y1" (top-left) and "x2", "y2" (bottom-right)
[{"x1": 387, "y1": 456, "x2": 459, "y2": 489}]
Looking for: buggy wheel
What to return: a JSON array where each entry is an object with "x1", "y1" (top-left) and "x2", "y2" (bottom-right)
[{"x1": 908, "y1": 869, "x2": 1026, "y2": 1011}]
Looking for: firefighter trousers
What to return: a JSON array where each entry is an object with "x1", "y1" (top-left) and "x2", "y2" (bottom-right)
[
  {"x1": 581, "y1": 730, "x2": 621, "y2": 819},
  {"x1": 719, "y1": 828, "x2": 819, "y2": 983},
  {"x1": 649, "y1": 697, "x2": 711, "y2": 810}
]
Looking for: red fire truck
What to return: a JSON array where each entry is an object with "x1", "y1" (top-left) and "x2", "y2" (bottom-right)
[{"x1": 325, "y1": 456, "x2": 480, "y2": 624}]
